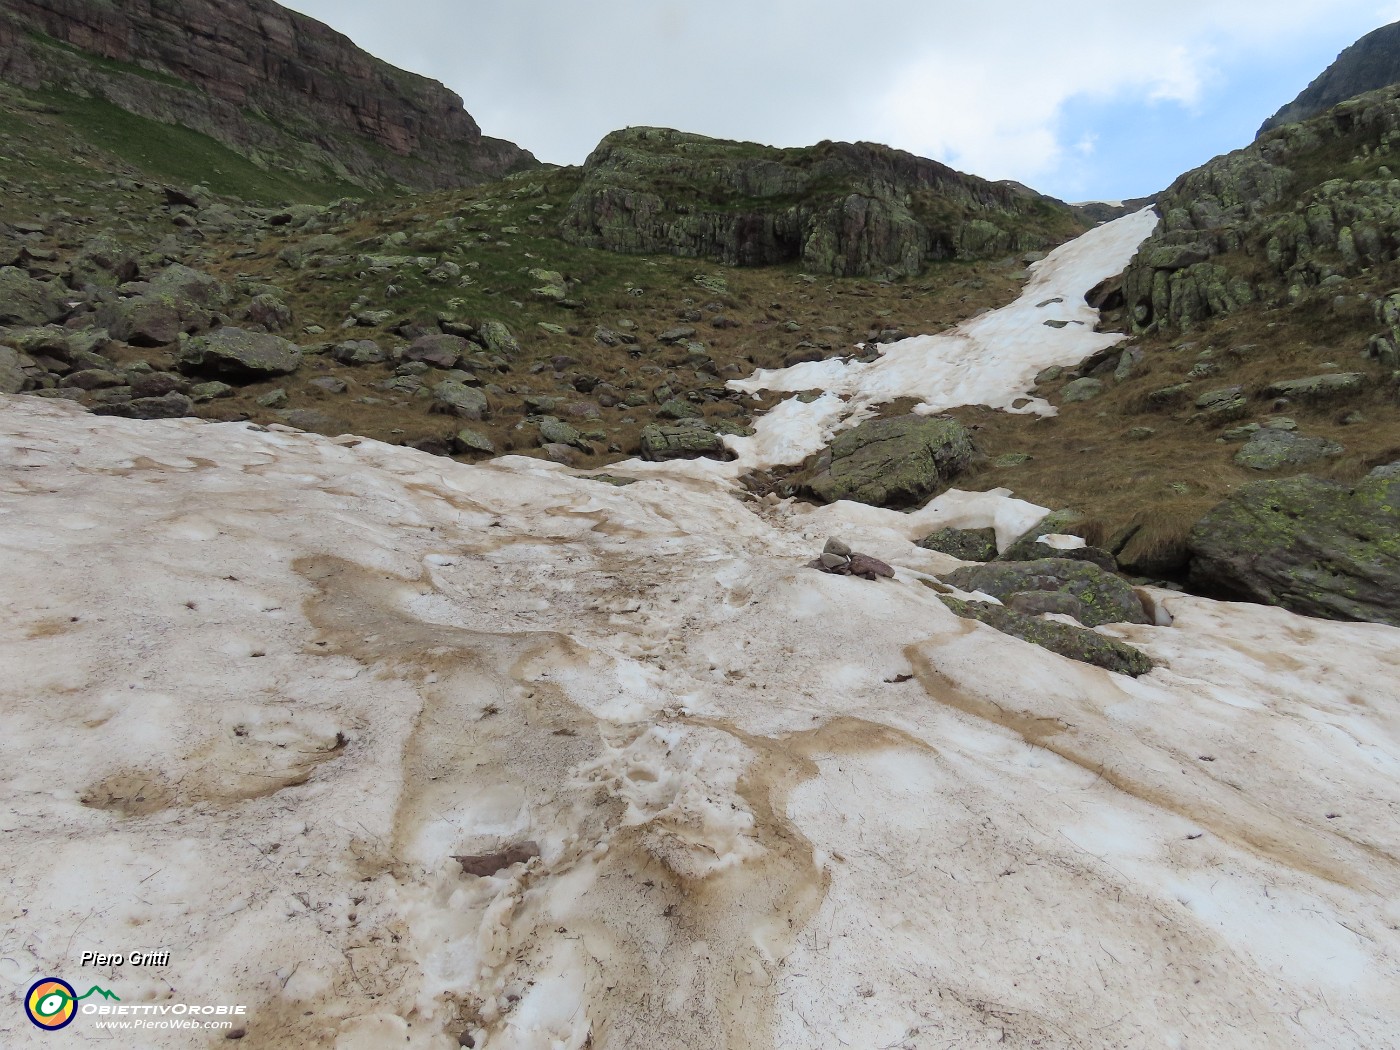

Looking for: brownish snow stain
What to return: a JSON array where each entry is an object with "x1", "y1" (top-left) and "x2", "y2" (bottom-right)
[
  {"x1": 905, "y1": 643, "x2": 1391, "y2": 891},
  {"x1": 291, "y1": 554, "x2": 848, "y2": 1050}
]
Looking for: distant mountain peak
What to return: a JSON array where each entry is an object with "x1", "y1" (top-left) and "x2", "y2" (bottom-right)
[{"x1": 1258, "y1": 20, "x2": 1400, "y2": 136}]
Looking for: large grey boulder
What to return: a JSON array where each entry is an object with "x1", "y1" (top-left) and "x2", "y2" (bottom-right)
[
  {"x1": 177, "y1": 328, "x2": 303, "y2": 379},
  {"x1": 0, "y1": 267, "x2": 68, "y2": 326},
  {"x1": 640, "y1": 422, "x2": 729, "y2": 461},
  {"x1": 92, "y1": 392, "x2": 194, "y2": 420},
  {"x1": 70, "y1": 234, "x2": 139, "y2": 288},
  {"x1": 477, "y1": 320, "x2": 521, "y2": 358},
  {"x1": 0, "y1": 346, "x2": 32, "y2": 393},
  {"x1": 1263, "y1": 373, "x2": 1367, "y2": 402},
  {"x1": 430, "y1": 381, "x2": 489, "y2": 420},
  {"x1": 403, "y1": 333, "x2": 468, "y2": 369},
  {"x1": 1188, "y1": 473, "x2": 1400, "y2": 626},
  {"x1": 148, "y1": 264, "x2": 229, "y2": 309},
  {"x1": 801, "y1": 414, "x2": 974, "y2": 508},
  {"x1": 108, "y1": 265, "x2": 229, "y2": 345},
  {"x1": 939, "y1": 559, "x2": 1150, "y2": 627},
  {"x1": 1234, "y1": 429, "x2": 1343, "y2": 470}
]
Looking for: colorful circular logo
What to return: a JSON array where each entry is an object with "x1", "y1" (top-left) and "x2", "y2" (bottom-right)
[{"x1": 25, "y1": 978, "x2": 77, "y2": 1030}]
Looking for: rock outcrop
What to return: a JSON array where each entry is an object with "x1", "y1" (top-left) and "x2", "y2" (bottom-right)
[
  {"x1": 798, "y1": 414, "x2": 975, "y2": 508},
  {"x1": 560, "y1": 128, "x2": 1082, "y2": 278},
  {"x1": 1121, "y1": 82, "x2": 1400, "y2": 333},
  {"x1": 1188, "y1": 472, "x2": 1400, "y2": 626},
  {"x1": 0, "y1": 0, "x2": 536, "y2": 191},
  {"x1": 1259, "y1": 21, "x2": 1400, "y2": 136}
]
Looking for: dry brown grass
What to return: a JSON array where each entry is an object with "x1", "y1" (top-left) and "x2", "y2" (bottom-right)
[{"x1": 952, "y1": 280, "x2": 1400, "y2": 574}]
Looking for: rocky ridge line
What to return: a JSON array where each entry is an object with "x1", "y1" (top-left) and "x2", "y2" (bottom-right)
[{"x1": 0, "y1": 0, "x2": 537, "y2": 191}]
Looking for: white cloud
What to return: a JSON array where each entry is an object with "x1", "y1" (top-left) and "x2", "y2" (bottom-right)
[{"x1": 281, "y1": 0, "x2": 1398, "y2": 193}]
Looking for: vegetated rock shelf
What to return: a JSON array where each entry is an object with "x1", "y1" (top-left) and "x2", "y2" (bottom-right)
[{"x1": 2, "y1": 211, "x2": 1399, "y2": 1049}]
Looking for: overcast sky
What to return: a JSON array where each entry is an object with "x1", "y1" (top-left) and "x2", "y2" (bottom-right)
[{"x1": 282, "y1": 1, "x2": 1400, "y2": 202}]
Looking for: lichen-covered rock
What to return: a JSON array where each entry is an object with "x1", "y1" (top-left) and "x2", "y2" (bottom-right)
[
  {"x1": 1234, "y1": 429, "x2": 1344, "y2": 470},
  {"x1": 477, "y1": 320, "x2": 520, "y2": 358},
  {"x1": 801, "y1": 415, "x2": 974, "y2": 508},
  {"x1": 178, "y1": 328, "x2": 303, "y2": 379},
  {"x1": 189, "y1": 381, "x2": 234, "y2": 402},
  {"x1": 70, "y1": 234, "x2": 139, "y2": 288},
  {"x1": 242, "y1": 294, "x2": 293, "y2": 332},
  {"x1": 0, "y1": 346, "x2": 32, "y2": 393},
  {"x1": 91, "y1": 391, "x2": 194, "y2": 419},
  {"x1": 639, "y1": 423, "x2": 729, "y2": 461},
  {"x1": 1188, "y1": 473, "x2": 1400, "y2": 625},
  {"x1": 528, "y1": 269, "x2": 567, "y2": 302},
  {"x1": 110, "y1": 297, "x2": 192, "y2": 346},
  {"x1": 452, "y1": 429, "x2": 495, "y2": 455},
  {"x1": 536, "y1": 416, "x2": 588, "y2": 450},
  {"x1": 149, "y1": 265, "x2": 228, "y2": 309},
  {"x1": 430, "y1": 381, "x2": 488, "y2": 420},
  {"x1": 938, "y1": 559, "x2": 1149, "y2": 627},
  {"x1": 0, "y1": 267, "x2": 68, "y2": 326},
  {"x1": 331, "y1": 340, "x2": 386, "y2": 366},
  {"x1": 560, "y1": 128, "x2": 1079, "y2": 278},
  {"x1": 403, "y1": 334, "x2": 468, "y2": 369},
  {"x1": 1263, "y1": 373, "x2": 1366, "y2": 402},
  {"x1": 937, "y1": 595, "x2": 1155, "y2": 677},
  {"x1": 1060, "y1": 377, "x2": 1103, "y2": 402},
  {"x1": 917, "y1": 527, "x2": 998, "y2": 561}
]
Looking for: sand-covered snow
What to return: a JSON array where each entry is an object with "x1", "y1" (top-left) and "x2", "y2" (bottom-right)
[
  {"x1": 3, "y1": 398, "x2": 1398, "y2": 1049},
  {"x1": 3, "y1": 208, "x2": 1399, "y2": 1048}
]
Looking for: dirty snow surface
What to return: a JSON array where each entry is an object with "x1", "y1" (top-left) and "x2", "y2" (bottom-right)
[{"x1": 4, "y1": 212, "x2": 1400, "y2": 1049}]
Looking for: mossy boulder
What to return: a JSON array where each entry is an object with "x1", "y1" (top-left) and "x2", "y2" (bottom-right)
[
  {"x1": 938, "y1": 559, "x2": 1150, "y2": 627},
  {"x1": 938, "y1": 595, "x2": 1155, "y2": 677},
  {"x1": 917, "y1": 527, "x2": 998, "y2": 561},
  {"x1": 477, "y1": 320, "x2": 521, "y2": 358},
  {"x1": 639, "y1": 422, "x2": 730, "y2": 461},
  {"x1": 1061, "y1": 377, "x2": 1103, "y2": 402},
  {"x1": 1188, "y1": 473, "x2": 1400, "y2": 625},
  {"x1": 0, "y1": 346, "x2": 32, "y2": 393},
  {"x1": 0, "y1": 267, "x2": 69, "y2": 326},
  {"x1": 431, "y1": 381, "x2": 489, "y2": 420},
  {"x1": 1262, "y1": 373, "x2": 1367, "y2": 402},
  {"x1": 1233, "y1": 429, "x2": 1344, "y2": 470},
  {"x1": 801, "y1": 414, "x2": 974, "y2": 508},
  {"x1": 177, "y1": 328, "x2": 302, "y2": 379}
]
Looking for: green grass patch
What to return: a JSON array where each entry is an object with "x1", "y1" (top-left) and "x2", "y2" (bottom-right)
[
  {"x1": 27, "y1": 30, "x2": 189, "y2": 90},
  {"x1": 37, "y1": 90, "x2": 362, "y2": 204}
]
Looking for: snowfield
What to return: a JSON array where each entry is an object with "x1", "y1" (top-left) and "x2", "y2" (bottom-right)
[{"x1": 2, "y1": 212, "x2": 1399, "y2": 1049}]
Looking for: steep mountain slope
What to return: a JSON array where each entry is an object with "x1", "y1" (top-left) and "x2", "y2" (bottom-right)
[
  {"x1": 1259, "y1": 20, "x2": 1400, "y2": 135},
  {"x1": 0, "y1": 0, "x2": 537, "y2": 193},
  {"x1": 561, "y1": 127, "x2": 1082, "y2": 278}
]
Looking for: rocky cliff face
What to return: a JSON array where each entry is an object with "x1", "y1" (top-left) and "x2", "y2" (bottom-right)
[
  {"x1": 0, "y1": 0, "x2": 536, "y2": 191},
  {"x1": 1259, "y1": 21, "x2": 1400, "y2": 136},
  {"x1": 1121, "y1": 83, "x2": 1400, "y2": 338},
  {"x1": 559, "y1": 128, "x2": 1081, "y2": 278}
]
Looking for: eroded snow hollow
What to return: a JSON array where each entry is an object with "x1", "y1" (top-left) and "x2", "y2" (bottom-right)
[{"x1": 2, "y1": 211, "x2": 1398, "y2": 1049}]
